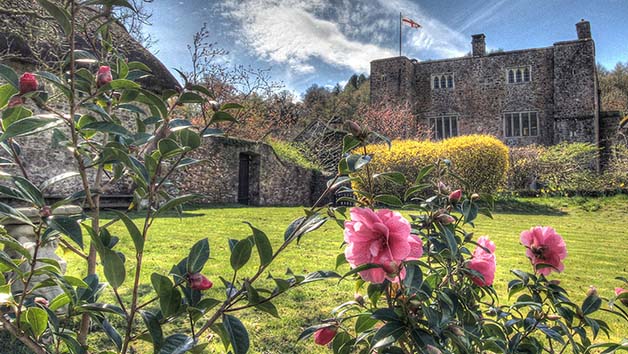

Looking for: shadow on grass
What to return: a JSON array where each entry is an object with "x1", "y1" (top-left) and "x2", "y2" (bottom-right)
[{"x1": 494, "y1": 198, "x2": 567, "y2": 216}]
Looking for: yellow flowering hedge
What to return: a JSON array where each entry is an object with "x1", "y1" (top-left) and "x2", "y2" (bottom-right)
[{"x1": 356, "y1": 135, "x2": 510, "y2": 195}]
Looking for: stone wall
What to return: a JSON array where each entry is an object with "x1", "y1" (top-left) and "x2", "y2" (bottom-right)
[
  {"x1": 170, "y1": 136, "x2": 327, "y2": 206},
  {"x1": 370, "y1": 21, "x2": 603, "y2": 149}
]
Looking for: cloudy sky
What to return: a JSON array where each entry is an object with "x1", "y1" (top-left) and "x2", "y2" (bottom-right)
[{"x1": 145, "y1": 0, "x2": 628, "y2": 96}]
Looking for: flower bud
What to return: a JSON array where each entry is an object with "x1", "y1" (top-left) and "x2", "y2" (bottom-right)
[
  {"x1": 549, "y1": 280, "x2": 561, "y2": 286},
  {"x1": 34, "y1": 297, "x2": 49, "y2": 307},
  {"x1": 448, "y1": 325, "x2": 464, "y2": 336},
  {"x1": 7, "y1": 95, "x2": 24, "y2": 108},
  {"x1": 188, "y1": 273, "x2": 213, "y2": 290},
  {"x1": 448, "y1": 189, "x2": 462, "y2": 203},
  {"x1": 436, "y1": 213, "x2": 455, "y2": 225},
  {"x1": 586, "y1": 286, "x2": 598, "y2": 297},
  {"x1": 208, "y1": 100, "x2": 220, "y2": 112},
  {"x1": 354, "y1": 293, "x2": 364, "y2": 306},
  {"x1": 313, "y1": 326, "x2": 337, "y2": 345},
  {"x1": 39, "y1": 206, "x2": 52, "y2": 218},
  {"x1": 19, "y1": 73, "x2": 38, "y2": 94},
  {"x1": 615, "y1": 287, "x2": 628, "y2": 306},
  {"x1": 345, "y1": 120, "x2": 362, "y2": 136},
  {"x1": 96, "y1": 66, "x2": 113, "y2": 88},
  {"x1": 437, "y1": 181, "x2": 449, "y2": 194},
  {"x1": 471, "y1": 193, "x2": 480, "y2": 201},
  {"x1": 426, "y1": 345, "x2": 443, "y2": 354},
  {"x1": 546, "y1": 314, "x2": 561, "y2": 320}
]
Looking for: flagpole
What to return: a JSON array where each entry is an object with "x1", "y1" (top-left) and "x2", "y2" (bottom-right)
[{"x1": 399, "y1": 12, "x2": 402, "y2": 56}]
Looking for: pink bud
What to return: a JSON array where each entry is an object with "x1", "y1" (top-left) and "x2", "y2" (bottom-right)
[
  {"x1": 448, "y1": 189, "x2": 462, "y2": 203},
  {"x1": 34, "y1": 297, "x2": 49, "y2": 307},
  {"x1": 437, "y1": 213, "x2": 456, "y2": 225},
  {"x1": 586, "y1": 286, "x2": 598, "y2": 297},
  {"x1": 426, "y1": 345, "x2": 443, "y2": 354},
  {"x1": 19, "y1": 73, "x2": 38, "y2": 94},
  {"x1": 616, "y1": 287, "x2": 628, "y2": 306},
  {"x1": 96, "y1": 66, "x2": 113, "y2": 88},
  {"x1": 188, "y1": 273, "x2": 213, "y2": 290},
  {"x1": 7, "y1": 95, "x2": 24, "y2": 108},
  {"x1": 313, "y1": 326, "x2": 336, "y2": 345},
  {"x1": 39, "y1": 206, "x2": 52, "y2": 218}
]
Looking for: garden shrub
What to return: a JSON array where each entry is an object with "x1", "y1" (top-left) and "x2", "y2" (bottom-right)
[
  {"x1": 357, "y1": 135, "x2": 509, "y2": 195},
  {"x1": 267, "y1": 138, "x2": 322, "y2": 170},
  {"x1": 508, "y1": 145, "x2": 546, "y2": 191}
]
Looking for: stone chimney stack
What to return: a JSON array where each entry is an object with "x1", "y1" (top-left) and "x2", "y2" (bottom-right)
[
  {"x1": 471, "y1": 34, "x2": 486, "y2": 56},
  {"x1": 576, "y1": 19, "x2": 591, "y2": 39}
]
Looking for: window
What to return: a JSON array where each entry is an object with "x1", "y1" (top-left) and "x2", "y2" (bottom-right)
[
  {"x1": 507, "y1": 66, "x2": 532, "y2": 83},
  {"x1": 431, "y1": 73, "x2": 454, "y2": 89},
  {"x1": 504, "y1": 111, "x2": 539, "y2": 137},
  {"x1": 429, "y1": 116, "x2": 458, "y2": 140}
]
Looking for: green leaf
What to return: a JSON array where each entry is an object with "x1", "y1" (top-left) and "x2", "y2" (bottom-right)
[
  {"x1": 284, "y1": 214, "x2": 327, "y2": 243},
  {"x1": 0, "y1": 84, "x2": 18, "y2": 109},
  {"x1": 128, "y1": 61, "x2": 152, "y2": 72},
  {"x1": 187, "y1": 238, "x2": 210, "y2": 274},
  {"x1": 137, "y1": 89, "x2": 168, "y2": 118},
  {"x1": 98, "y1": 79, "x2": 141, "y2": 92},
  {"x1": 158, "y1": 138, "x2": 183, "y2": 158},
  {"x1": 255, "y1": 301, "x2": 279, "y2": 318},
  {"x1": 582, "y1": 294, "x2": 602, "y2": 315},
  {"x1": 0, "y1": 64, "x2": 19, "y2": 88},
  {"x1": 222, "y1": 314, "x2": 250, "y2": 354},
  {"x1": 12, "y1": 176, "x2": 44, "y2": 207},
  {"x1": 210, "y1": 111, "x2": 237, "y2": 124},
  {"x1": 140, "y1": 310, "x2": 164, "y2": 352},
  {"x1": 374, "y1": 172, "x2": 406, "y2": 185},
  {"x1": 155, "y1": 194, "x2": 202, "y2": 217},
  {"x1": 220, "y1": 103, "x2": 243, "y2": 110},
  {"x1": 48, "y1": 216, "x2": 83, "y2": 249},
  {"x1": 178, "y1": 92, "x2": 205, "y2": 103},
  {"x1": 188, "y1": 85, "x2": 213, "y2": 97},
  {"x1": 244, "y1": 222, "x2": 273, "y2": 267},
  {"x1": 82, "y1": 121, "x2": 132, "y2": 137},
  {"x1": 345, "y1": 154, "x2": 371, "y2": 172},
  {"x1": 102, "y1": 319, "x2": 123, "y2": 350},
  {"x1": 2, "y1": 106, "x2": 33, "y2": 131},
  {"x1": 36, "y1": 0, "x2": 71, "y2": 34},
  {"x1": 374, "y1": 194, "x2": 403, "y2": 207},
  {"x1": 230, "y1": 237, "x2": 253, "y2": 271},
  {"x1": 40, "y1": 172, "x2": 80, "y2": 192},
  {"x1": 21, "y1": 307, "x2": 48, "y2": 338},
  {"x1": 48, "y1": 293, "x2": 71, "y2": 312},
  {"x1": 0, "y1": 116, "x2": 62, "y2": 142},
  {"x1": 151, "y1": 273, "x2": 181, "y2": 318},
  {"x1": 178, "y1": 129, "x2": 201, "y2": 149},
  {"x1": 101, "y1": 248, "x2": 125, "y2": 289},
  {"x1": 0, "y1": 233, "x2": 31, "y2": 260},
  {"x1": 0, "y1": 202, "x2": 34, "y2": 226},
  {"x1": 342, "y1": 134, "x2": 361, "y2": 154},
  {"x1": 35, "y1": 71, "x2": 71, "y2": 98},
  {"x1": 111, "y1": 211, "x2": 144, "y2": 253},
  {"x1": 0, "y1": 250, "x2": 21, "y2": 272},
  {"x1": 371, "y1": 322, "x2": 405, "y2": 350},
  {"x1": 159, "y1": 334, "x2": 195, "y2": 354}
]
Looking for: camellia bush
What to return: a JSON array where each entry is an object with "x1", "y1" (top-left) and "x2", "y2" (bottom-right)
[{"x1": 303, "y1": 121, "x2": 628, "y2": 353}]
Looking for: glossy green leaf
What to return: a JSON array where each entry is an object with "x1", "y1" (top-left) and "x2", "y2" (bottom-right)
[
  {"x1": 82, "y1": 121, "x2": 132, "y2": 137},
  {"x1": 223, "y1": 314, "x2": 249, "y2": 354},
  {"x1": 210, "y1": 111, "x2": 237, "y2": 124},
  {"x1": 101, "y1": 248, "x2": 125, "y2": 289},
  {"x1": 2, "y1": 106, "x2": 33, "y2": 131},
  {"x1": 98, "y1": 79, "x2": 141, "y2": 92},
  {"x1": 178, "y1": 92, "x2": 205, "y2": 103},
  {"x1": 111, "y1": 210, "x2": 144, "y2": 253},
  {"x1": 0, "y1": 84, "x2": 18, "y2": 109},
  {"x1": 155, "y1": 194, "x2": 202, "y2": 217},
  {"x1": 158, "y1": 138, "x2": 182, "y2": 158},
  {"x1": 151, "y1": 273, "x2": 181, "y2": 318},
  {"x1": 371, "y1": 322, "x2": 405, "y2": 350},
  {"x1": 244, "y1": 222, "x2": 273, "y2": 267},
  {"x1": 48, "y1": 216, "x2": 83, "y2": 249},
  {"x1": 230, "y1": 237, "x2": 253, "y2": 271},
  {"x1": 178, "y1": 129, "x2": 201, "y2": 149},
  {"x1": 187, "y1": 238, "x2": 210, "y2": 274},
  {"x1": 0, "y1": 64, "x2": 18, "y2": 88},
  {"x1": 36, "y1": 0, "x2": 71, "y2": 34},
  {"x1": 40, "y1": 172, "x2": 80, "y2": 192},
  {"x1": 140, "y1": 310, "x2": 164, "y2": 352},
  {"x1": 21, "y1": 307, "x2": 48, "y2": 338},
  {"x1": 0, "y1": 116, "x2": 62, "y2": 142},
  {"x1": 35, "y1": 71, "x2": 71, "y2": 98},
  {"x1": 158, "y1": 334, "x2": 195, "y2": 354}
]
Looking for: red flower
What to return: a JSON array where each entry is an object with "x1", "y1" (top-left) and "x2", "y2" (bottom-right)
[
  {"x1": 313, "y1": 327, "x2": 336, "y2": 345},
  {"x1": 448, "y1": 189, "x2": 462, "y2": 203},
  {"x1": 520, "y1": 226, "x2": 567, "y2": 276},
  {"x1": 96, "y1": 66, "x2": 113, "y2": 88},
  {"x1": 188, "y1": 273, "x2": 213, "y2": 290},
  {"x1": 19, "y1": 73, "x2": 38, "y2": 94},
  {"x1": 7, "y1": 95, "x2": 24, "y2": 108}
]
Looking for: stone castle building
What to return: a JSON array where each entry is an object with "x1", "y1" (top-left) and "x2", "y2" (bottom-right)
[{"x1": 370, "y1": 20, "x2": 621, "y2": 150}]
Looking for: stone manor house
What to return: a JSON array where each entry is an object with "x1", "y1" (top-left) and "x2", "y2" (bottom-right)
[{"x1": 370, "y1": 20, "x2": 621, "y2": 150}]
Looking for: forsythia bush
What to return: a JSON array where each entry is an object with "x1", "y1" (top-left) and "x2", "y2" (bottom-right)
[{"x1": 358, "y1": 135, "x2": 509, "y2": 195}]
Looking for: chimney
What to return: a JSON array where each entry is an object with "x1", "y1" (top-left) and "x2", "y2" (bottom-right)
[
  {"x1": 471, "y1": 34, "x2": 486, "y2": 56},
  {"x1": 576, "y1": 19, "x2": 591, "y2": 39}
]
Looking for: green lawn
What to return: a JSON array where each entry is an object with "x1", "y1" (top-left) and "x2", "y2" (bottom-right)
[{"x1": 60, "y1": 195, "x2": 628, "y2": 353}]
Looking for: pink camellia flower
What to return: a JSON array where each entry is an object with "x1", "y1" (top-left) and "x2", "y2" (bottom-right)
[
  {"x1": 467, "y1": 236, "x2": 496, "y2": 286},
  {"x1": 344, "y1": 208, "x2": 423, "y2": 284},
  {"x1": 448, "y1": 189, "x2": 462, "y2": 203},
  {"x1": 313, "y1": 327, "x2": 337, "y2": 345},
  {"x1": 7, "y1": 95, "x2": 24, "y2": 108},
  {"x1": 520, "y1": 226, "x2": 567, "y2": 276},
  {"x1": 96, "y1": 66, "x2": 113, "y2": 88},
  {"x1": 188, "y1": 273, "x2": 213, "y2": 290},
  {"x1": 616, "y1": 288, "x2": 628, "y2": 306},
  {"x1": 19, "y1": 73, "x2": 38, "y2": 94}
]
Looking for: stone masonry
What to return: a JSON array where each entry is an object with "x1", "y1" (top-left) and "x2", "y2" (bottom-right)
[{"x1": 370, "y1": 20, "x2": 616, "y2": 150}]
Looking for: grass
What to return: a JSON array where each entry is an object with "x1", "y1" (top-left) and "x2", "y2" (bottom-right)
[{"x1": 53, "y1": 195, "x2": 628, "y2": 353}]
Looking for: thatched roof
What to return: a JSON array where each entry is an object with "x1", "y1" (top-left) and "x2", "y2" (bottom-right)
[{"x1": 0, "y1": 0, "x2": 180, "y2": 92}]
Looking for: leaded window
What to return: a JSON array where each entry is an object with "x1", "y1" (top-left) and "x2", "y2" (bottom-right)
[
  {"x1": 429, "y1": 116, "x2": 458, "y2": 140},
  {"x1": 504, "y1": 111, "x2": 539, "y2": 137}
]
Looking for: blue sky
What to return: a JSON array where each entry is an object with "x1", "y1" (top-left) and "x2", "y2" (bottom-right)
[{"x1": 145, "y1": 0, "x2": 628, "y2": 96}]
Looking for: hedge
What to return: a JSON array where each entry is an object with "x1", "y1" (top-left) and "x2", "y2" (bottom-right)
[{"x1": 356, "y1": 135, "x2": 510, "y2": 195}]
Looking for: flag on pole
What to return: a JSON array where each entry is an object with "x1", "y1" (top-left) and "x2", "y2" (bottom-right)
[{"x1": 402, "y1": 16, "x2": 421, "y2": 29}]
